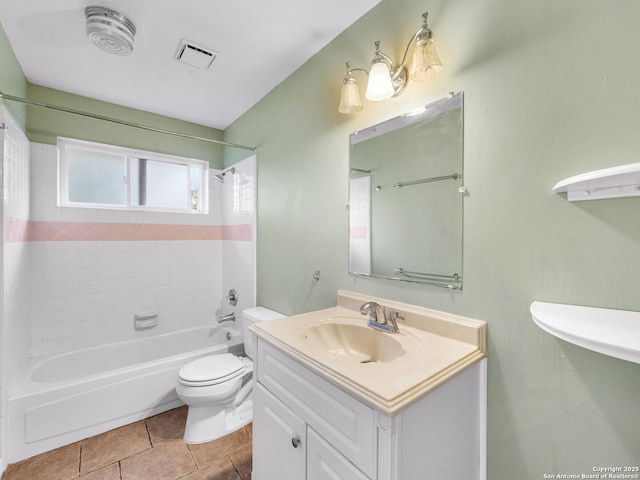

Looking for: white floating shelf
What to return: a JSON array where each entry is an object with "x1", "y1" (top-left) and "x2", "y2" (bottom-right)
[
  {"x1": 553, "y1": 162, "x2": 640, "y2": 201},
  {"x1": 530, "y1": 301, "x2": 640, "y2": 364}
]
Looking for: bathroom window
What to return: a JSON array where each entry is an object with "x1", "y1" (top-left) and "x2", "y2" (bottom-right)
[{"x1": 58, "y1": 138, "x2": 208, "y2": 213}]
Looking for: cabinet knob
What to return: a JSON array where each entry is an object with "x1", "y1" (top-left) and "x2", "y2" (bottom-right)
[{"x1": 291, "y1": 436, "x2": 301, "y2": 448}]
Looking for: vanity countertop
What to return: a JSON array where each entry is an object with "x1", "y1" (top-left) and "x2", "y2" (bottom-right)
[{"x1": 251, "y1": 290, "x2": 486, "y2": 414}]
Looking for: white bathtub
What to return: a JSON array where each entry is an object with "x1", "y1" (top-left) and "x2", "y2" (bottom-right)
[{"x1": 7, "y1": 325, "x2": 243, "y2": 462}]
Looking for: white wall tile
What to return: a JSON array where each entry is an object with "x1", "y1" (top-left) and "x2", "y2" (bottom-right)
[
  {"x1": 21, "y1": 144, "x2": 256, "y2": 365},
  {"x1": 1, "y1": 109, "x2": 32, "y2": 451}
]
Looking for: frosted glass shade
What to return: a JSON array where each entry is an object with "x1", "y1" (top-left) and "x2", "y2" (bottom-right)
[
  {"x1": 366, "y1": 62, "x2": 394, "y2": 101},
  {"x1": 339, "y1": 79, "x2": 363, "y2": 113},
  {"x1": 410, "y1": 37, "x2": 444, "y2": 81}
]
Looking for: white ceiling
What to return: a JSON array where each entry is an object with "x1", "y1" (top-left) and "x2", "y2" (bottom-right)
[{"x1": 0, "y1": 0, "x2": 382, "y2": 130}]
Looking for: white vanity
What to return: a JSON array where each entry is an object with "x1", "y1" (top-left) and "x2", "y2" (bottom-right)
[{"x1": 250, "y1": 290, "x2": 487, "y2": 480}]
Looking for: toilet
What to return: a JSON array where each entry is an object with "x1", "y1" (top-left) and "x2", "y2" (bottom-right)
[{"x1": 176, "y1": 307, "x2": 285, "y2": 444}]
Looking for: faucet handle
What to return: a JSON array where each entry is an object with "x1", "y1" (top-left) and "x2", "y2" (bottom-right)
[
  {"x1": 384, "y1": 311, "x2": 403, "y2": 333},
  {"x1": 227, "y1": 289, "x2": 238, "y2": 306}
]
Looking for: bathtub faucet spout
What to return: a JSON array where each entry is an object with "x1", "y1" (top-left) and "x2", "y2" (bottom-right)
[{"x1": 218, "y1": 312, "x2": 235, "y2": 323}]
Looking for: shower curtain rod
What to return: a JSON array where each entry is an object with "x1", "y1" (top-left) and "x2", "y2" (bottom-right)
[{"x1": 0, "y1": 89, "x2": 257, "y2": 152}]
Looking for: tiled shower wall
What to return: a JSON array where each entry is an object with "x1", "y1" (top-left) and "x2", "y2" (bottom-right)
[
  {"x1": 221, "y1": 157, "x2": 257, "y2": 319},
  {"x1": 19, "y1": 143, "x2": 256, "y2": 359},
  {"x1": 1, "y1": 107, "x2": 31, "y2": 470}
]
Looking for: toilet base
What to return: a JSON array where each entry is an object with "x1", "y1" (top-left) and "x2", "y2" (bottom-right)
[{"x1": 183, "y1": 398, "x2": 253, "y2": 444}]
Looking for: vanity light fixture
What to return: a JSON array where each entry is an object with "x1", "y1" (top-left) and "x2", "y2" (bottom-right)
[{"x1": 338, "y1": 11, "x2": 443, "y2": 113}]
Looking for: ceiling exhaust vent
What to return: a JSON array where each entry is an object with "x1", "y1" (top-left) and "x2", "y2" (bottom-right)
[{"x1": 174, "y1": 40, "x2": 217, "y2": 70}]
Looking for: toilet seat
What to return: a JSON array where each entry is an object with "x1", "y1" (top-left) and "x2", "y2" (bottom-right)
[
  {"x1": 176, "y1": 307, "x2": 285, "y2": 444},
  {"x1": 178, "y1": 353, "x2": 246, "y2": 387}
]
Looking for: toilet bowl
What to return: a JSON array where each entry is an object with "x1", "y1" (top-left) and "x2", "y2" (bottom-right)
[{"x1": 176, "y1": 307, "x2": 285, "y2": 444}]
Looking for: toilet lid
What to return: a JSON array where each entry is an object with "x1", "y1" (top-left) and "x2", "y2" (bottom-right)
[{"x1": 178, "y1": 353, "x2": 246, "y2": 386}]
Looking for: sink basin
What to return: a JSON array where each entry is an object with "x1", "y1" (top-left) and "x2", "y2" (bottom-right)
[
  {"x1": 249, "y1": 296, "x2": 486, "y2": 413},
  {"x1": 301, "y1": 321, "x2": 406, "y2": 364}
]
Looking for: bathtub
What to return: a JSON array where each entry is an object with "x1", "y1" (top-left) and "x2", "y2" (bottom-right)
[{"x1": 7, "y1": 325, "x2": 243, "y2": 462}]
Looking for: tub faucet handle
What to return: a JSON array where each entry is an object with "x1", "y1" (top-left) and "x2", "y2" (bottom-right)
[{"x1": 227, "y1": 289, "x2": 238, "y2": 306}]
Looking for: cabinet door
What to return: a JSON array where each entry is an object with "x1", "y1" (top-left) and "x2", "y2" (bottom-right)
[
  {"x1": 307, "y1": 428, "x2": 370, "y2": 480},
  {"x1": 257, "y1": 341, "x2": 375, "y2": 476},
  {"x1": 253, "y1": 383, "x2": 305, "y2": 480}
]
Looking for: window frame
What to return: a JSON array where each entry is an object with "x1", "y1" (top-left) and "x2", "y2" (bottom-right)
[{"x1": 58, "y1": 137, "x2": 209, "y2": 214}]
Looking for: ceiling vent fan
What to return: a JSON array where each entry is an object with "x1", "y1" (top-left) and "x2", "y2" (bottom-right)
[
  {"x1": 85, "y1": 6, "x2": 136, "y2": 56},
  {"x1": 174, "y1": 40, "x2": 217, "y2": 70}
]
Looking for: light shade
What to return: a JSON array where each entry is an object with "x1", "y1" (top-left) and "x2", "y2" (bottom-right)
[
  {"x1": 339, "y1": 77, "x2": 363, "y2": 113},
  {"x1": 410, "y1": 36, "x2": 444, "y2": 81},
  {"x1": 366, "y1": 61, "x2": 394, "y2": 101}
]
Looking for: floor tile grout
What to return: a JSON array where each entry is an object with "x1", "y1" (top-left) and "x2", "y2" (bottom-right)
[
  {"x1": 144, "y1": 419, "x2": 153, "y2": 446},
  {"x1": 2, "y1": 407, "x2": 252, "y2": 480},
  {"x1": 77, "y1": 441, "x2": 82, "y2": 478},
  {"x1": 228, "y1": 453, "x2": 244, "y2": 480},
  {"x1": 185, "y1": 443, "x2": 198, "y2": 472},
  {"x1": 78, "y1": 437, "x2": 154, "y2": 478}
]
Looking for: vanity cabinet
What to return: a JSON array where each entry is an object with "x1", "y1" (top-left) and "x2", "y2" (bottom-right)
[
  {"x1": 252, "y1": 339, "x2": 487, "y2": 480},
  {"x1": 253, "y1": 340, "x2": 375, "y2": 480},
  {"x1": 252, "y1": 383, "x2": 305, "y2": 478},
  {"x1": 253, "y1": 382, "x2": 369, "y2": 480}
]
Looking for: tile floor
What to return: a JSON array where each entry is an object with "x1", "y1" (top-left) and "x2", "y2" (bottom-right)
[{"x1": 2, "y1": 406, "x2": 252, "y2": 480}]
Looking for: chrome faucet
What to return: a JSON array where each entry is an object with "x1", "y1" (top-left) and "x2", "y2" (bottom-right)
[
  {"x1": 359, "y1": 302, "x2": 401, "y2": 334},
  {"x1": 218, "y1": 312, "x2": 236, "y2": 323}
]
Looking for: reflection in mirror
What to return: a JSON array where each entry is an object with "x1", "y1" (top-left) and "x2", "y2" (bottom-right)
[{"x1": 348, "y1": 92, "x2": 463, "y2": 289}]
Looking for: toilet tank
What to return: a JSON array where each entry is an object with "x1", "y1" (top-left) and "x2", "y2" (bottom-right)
[{"x1": 242, "y1": 307, "x2": 286, "y2": 359}]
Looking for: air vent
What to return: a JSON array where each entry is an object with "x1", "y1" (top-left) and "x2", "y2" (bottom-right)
[{"x1": 174, "y1": 40, "x2": 217, "y2": 70}]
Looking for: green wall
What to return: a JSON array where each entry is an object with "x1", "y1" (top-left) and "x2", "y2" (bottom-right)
[
  {"x1": 0, "y1": 22, "x2": 27, "y2": 128},
  {"x1": 225, "y1": 0, "x2": 640, "y2": 477},
  {"x1": 26, "y1": 85, "x2": 225, "y2": 166}
]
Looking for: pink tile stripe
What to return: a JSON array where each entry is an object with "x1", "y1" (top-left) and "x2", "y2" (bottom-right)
[
  {"x1": 350, "y1": 225, "x2": 368, "y2": 239},
  {"x1": 4, "y1": 217, "x2": 253, "y2": 243}
]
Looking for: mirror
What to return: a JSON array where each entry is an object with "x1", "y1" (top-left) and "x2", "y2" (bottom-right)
[{"x1": 348, "y1": 92, "x2": 463, "y2": 289}]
